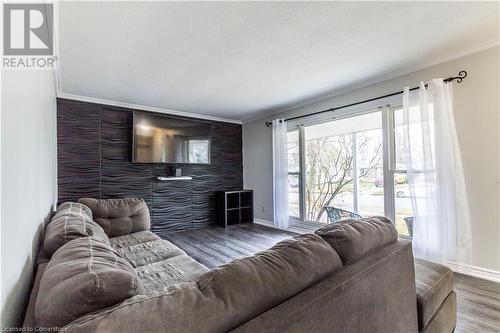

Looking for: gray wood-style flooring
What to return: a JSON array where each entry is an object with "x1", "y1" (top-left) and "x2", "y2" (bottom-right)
[
  {"x1": 160, "y1": 224, "x2": 296, "y2": 268},
  {"x1": 454, "y1": 273, "x2": 500, "y2": 332},
  {"x1": 160, "y1": 224, "x2": 500, "y2": 333}
]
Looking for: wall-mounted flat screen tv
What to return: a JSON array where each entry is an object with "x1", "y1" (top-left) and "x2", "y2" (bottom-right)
[{"x1": 132, "y1": 111, "x2": 211, "y2": 164}]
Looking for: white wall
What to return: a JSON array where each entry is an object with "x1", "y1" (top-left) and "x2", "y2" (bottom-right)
[
  {"x1": 243, "y1": 46, "x2": 500, "y2": 274},
  {"x1": 1, "y1": 70, "x2": 57, "y2": 328}
]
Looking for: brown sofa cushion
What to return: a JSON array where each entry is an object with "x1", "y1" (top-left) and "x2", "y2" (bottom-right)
[
  {"x1": 78, "y1": 198, "x2": 150, "y2": 237},
  {"x1": 135, "y1": 255, "x2": 209, "y2": 293},
  {"x1": 54, "y1": 202, "x2": 93, "y2": 220},
  {"x1": 61, "y1": 234, "x2": 343, "y2": 332},
  {"x1": 315, "y1": 216, "x2": 398, "y2": 264},
  {"x1": 420, "y1": 291, "x2": 456, "y2": 333},
  {"x1": 44, "y1": 213, "x2": 109, "y2": 256},
  {"x1": 109, "y1": 231, "x2": 160, "y2": 249},
  {"x1": 415, "y1": 258, "x2": 454, "y2": 329},
  {"x1": 114, "y1": 239, "x2": 186, "y2": 268},
  {"x1": 36, "y1": 237, "x2": 145, "y2": 328},
  {"x1": 23, "y1": 262, "x2": 49, "y2": 330}
]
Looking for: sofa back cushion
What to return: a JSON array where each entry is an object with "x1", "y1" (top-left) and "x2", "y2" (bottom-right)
[
  {"x1": 36, "y1": 237, "x2": 145, "y2": 328},
  {"x1": 78, "y1": 198, "x2": 150, "y2": 237},
  {"x1": 44, "y1": 213, "x2": 109, "y2": 257},
  {"x1": 315, "y1": 216, "x2": 398, "y2": 264},
  {"x1": 54, "y1": 202, "x2": 93, "y2": 220},
  {"x1": 196, "y1": 233, "x2": 343, "y2": 329}
]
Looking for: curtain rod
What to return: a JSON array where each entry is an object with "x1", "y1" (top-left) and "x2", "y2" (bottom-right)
[{"x1": 265, "y1": 70, "x2": 467, "y2": 127}]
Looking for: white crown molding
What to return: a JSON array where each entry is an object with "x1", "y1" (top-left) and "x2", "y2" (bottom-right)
[
  {"x1": 52, "y1": 0, "x2": 498, "y2": 127},
  {"x1": 57, "y1": 92, "x2": 242, "y2": 124},
  {"x1": 52, "y1": 3, "x2": 240, "y2": 125},
  {"x1": 242, "y1": 41, "x2": 500, "y2": 124}
]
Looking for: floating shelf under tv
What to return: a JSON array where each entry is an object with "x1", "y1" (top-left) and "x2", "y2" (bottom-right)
[{"x1": 156, "y1": 176, "x2": 193, "y2": 181}]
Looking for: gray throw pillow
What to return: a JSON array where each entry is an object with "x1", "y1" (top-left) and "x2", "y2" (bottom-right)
[
  {"x1": 78, "y1": 198, "x2": 150, "y2": 237},
  {"x1": 315, "y1": 216, "x2": 398, "y2": 264},
  {"x1": 35, "y1": 237, "x2": 145, "y2": 328}
]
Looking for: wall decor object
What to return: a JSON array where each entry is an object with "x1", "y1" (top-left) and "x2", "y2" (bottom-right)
[{"x1": 57, "y1": 98, "x2": 243, "y2": 233}]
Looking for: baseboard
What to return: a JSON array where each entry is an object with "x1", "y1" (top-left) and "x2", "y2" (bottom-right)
[
  {"x1": 254, "y1": 218, "x2": 278, "y2": 228},
  {"x1": 446, "y1": 262, "x2": 500, "y2": 284},
  {"x1": 253, "y1": 219, "x2": 305, "y2": 234}
]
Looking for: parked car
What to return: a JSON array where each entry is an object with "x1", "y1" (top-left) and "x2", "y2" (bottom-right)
[
  {"x1": 395, "y1": 174, "x2": 407, "y2": 184},
  {"x1": 374, "y1": 175, "x2": 407, "y2": 188},
  {"x1": 395, "y1": 186, "x2": 427, "y2": 198}
]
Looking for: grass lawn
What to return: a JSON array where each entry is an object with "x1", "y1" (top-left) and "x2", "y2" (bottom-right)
[{"x1": 395, "y1": 215, "x2": 411, "y2": 236}]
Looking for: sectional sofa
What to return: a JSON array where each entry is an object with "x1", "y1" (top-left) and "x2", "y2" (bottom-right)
[{"x1": 22, "y1": 198, "x2": 455, "y2": 332}]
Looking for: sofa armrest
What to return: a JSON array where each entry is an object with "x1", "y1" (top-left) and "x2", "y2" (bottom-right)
[{"x1": 23, "y1": 262, "x2": 49, "y2": 330}]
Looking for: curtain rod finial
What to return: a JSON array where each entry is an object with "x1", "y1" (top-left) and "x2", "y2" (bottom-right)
[
  {"x1": 263, "y1": 70, "x2": 467, "y2": 126},
  {"x1": 445, "y1": 70, "x2": 467, "y2": 84},
  {"x1": 456, "y1": 70, "x2": 467, "y2": 83}
]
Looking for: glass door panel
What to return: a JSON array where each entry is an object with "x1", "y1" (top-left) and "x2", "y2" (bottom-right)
[
  {"x1": 394, "y1": 172, "x2": 412, "y2": 236},
  {"x1": 357, "y1": 125, "x2": 384, "y2": 217},
  {"x1": 303, "y1": 111, "x2": 383, "y2": 223},
  {"x1": 393, "y1": 107, "x2": 435, "y2": 237},
  {"x1": 287, "y1": 130, "x2": 300, "y2": 218}
]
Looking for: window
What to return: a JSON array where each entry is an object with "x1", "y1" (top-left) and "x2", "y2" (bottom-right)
[
  {"x1": 303, "y1": 112, "x2": 384, "y2": 223},
  {"x1": 392, "y1": 105, "x2": 435, "y2": 236},
  {"x1": 287, "y1": 130, "x2": 300, "y2": 217},
  {"x1": 393, "y1": 108, "x2": 414, "y2": 236},
  {"x1": 187, "y1": 139, "x2": 209, "y2": 163},
  {"x1": 287, "y1": 106, "x2": 429, "y2": 237}
]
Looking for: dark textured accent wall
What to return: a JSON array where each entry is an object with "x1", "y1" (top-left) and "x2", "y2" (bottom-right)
[{"x1": 57, "y1": 98, "x2": 243, "y2": 233}]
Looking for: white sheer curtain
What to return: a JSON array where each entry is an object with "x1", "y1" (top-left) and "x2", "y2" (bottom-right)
[
  {"x1": 402, "y1": 79, "x2": 471, "y2": 265},
  {"x1": 272, "y1": 119, "x2": 289, "y2": 228}
]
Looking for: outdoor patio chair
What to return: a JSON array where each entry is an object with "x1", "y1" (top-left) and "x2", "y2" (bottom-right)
[
  {"x1": 324, "y1": 206, "x2": 362, "y2": 224},
  {"x1": 404, "y1": 216, "x2": 414, "y2": 238}
]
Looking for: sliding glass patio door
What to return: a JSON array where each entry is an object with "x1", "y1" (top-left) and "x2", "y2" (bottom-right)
[{"x1": 287, "y1": 107, "x2": 415, "y2": 236}]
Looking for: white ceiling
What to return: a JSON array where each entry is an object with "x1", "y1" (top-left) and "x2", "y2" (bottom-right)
[{"x1": 57, "y1": 1, "x2": 499, "y2": 122}]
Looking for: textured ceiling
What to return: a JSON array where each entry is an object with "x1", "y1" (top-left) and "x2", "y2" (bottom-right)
[{"x1": 58, "y1": 1, "x2": 499, "y2": 121}]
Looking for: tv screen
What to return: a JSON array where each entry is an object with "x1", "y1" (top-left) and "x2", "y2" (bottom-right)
[{"x1": 132, "y1": 111, "x2": 211, "y2": 164}]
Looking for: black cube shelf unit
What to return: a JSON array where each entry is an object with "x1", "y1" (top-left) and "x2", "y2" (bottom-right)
[{"x1": 216, "y1": 190, "x2": 254, "y2": 227}]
